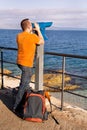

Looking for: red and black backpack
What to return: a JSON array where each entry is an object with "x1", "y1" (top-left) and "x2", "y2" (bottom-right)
[{"x1": 15, "y1": 90, "x2": 51, "y2": 122}]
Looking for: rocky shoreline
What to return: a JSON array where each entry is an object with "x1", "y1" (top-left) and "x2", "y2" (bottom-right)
[{"x1": 0, "y1": 68, "x2": 80, "y2": 91}]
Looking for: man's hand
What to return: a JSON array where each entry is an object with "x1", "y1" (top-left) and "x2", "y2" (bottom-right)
[{"x1": 34, "y1": 23, "x2": 40, "y2": 31}]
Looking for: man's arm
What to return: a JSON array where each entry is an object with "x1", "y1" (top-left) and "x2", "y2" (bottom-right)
[{"x1": 34, "y1": 23, "x2": 44, "y2": 44}]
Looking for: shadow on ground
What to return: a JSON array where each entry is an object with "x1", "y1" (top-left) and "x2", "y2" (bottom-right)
[{"x1": 0, "y1": 88, "x2": 14, "y2": 111}]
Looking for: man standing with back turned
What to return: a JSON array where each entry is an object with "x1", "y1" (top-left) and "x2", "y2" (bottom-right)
[{"x1": 13, "y1": 18, "x2": 44, "y2": 111}]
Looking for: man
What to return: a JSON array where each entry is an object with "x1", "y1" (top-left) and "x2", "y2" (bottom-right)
[{"x1": 13, "y1": 18, "x2": 44, "y2": 111}]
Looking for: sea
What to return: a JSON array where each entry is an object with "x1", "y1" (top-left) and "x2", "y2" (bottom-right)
[{"x1": 0, "y1": 29, "x2": 87, "y2": 109}]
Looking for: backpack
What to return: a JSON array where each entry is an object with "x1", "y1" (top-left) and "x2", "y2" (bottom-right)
[{"x1": 15, "y1": 90, "x2": 50, "y2": 122}]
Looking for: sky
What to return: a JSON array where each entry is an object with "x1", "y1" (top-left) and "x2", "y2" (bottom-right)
[{"x1": 0, "y1": 0, "x2": 87, "y2": 30}]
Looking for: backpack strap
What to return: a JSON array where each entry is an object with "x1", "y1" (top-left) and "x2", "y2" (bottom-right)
[
  {"x1": 44, "y1": 91, "x2": 59, "y2": 125},
  {"x1": 44, "y1": 91, "x2": 52, "y2": 112}
]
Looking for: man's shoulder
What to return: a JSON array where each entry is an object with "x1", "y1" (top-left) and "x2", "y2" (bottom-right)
[
  {"x1": 17, "y1": 32, "x2": 23, "y2": 35},
  {"x1": 17, "y1": 32, "x2": 25, "y2": 38}
]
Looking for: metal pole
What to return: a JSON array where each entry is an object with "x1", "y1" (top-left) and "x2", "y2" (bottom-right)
[
  {"x1": 61, "y1": 56, "x2": 65, "y2": 110},
  {"x1": 35, "y1": 44, "x2": 44, "y2": 90},
  {"x1": 1, "y1": 51, "x2": 4, "y2": 89}
]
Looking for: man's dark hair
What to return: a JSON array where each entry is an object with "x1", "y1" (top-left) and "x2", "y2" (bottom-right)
[{"x1": 21, "y1": 18, "x2": 30, "y2": 31}]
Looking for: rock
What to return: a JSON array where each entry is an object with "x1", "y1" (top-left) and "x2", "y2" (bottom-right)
[
  {"x1": 31, "y1": 71, "x2": 80, "y2": 92},
  {"x1": 0, "y1": 68, "x2": 12, "y2": 74}
]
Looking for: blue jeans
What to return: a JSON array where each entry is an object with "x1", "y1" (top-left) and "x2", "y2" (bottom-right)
[{"x1": 13, "y1": 64, "x2": 32, "y2": 109}]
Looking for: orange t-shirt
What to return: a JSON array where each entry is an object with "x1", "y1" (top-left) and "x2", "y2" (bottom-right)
[{"x1": 16, "y1": 31, "x2": 39, "y2": 67}]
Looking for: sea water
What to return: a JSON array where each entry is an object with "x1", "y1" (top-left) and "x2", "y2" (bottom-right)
[{"x1": 0, "y1": 29, "x2": 87, "y2": 109}]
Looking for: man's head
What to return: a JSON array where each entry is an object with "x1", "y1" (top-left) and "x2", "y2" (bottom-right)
[{"x1": 20, "y1": 18, "x2": 32, "y2": 31}]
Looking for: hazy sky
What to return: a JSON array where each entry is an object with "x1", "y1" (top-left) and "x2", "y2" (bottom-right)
[{"x1": 0, "y1": 0, "x2": 87, "y2": 29}]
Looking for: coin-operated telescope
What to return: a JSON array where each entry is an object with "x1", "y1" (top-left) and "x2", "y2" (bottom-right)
[{"x1": 32, "y1": 22, "x2": 53, "y2": 40}]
